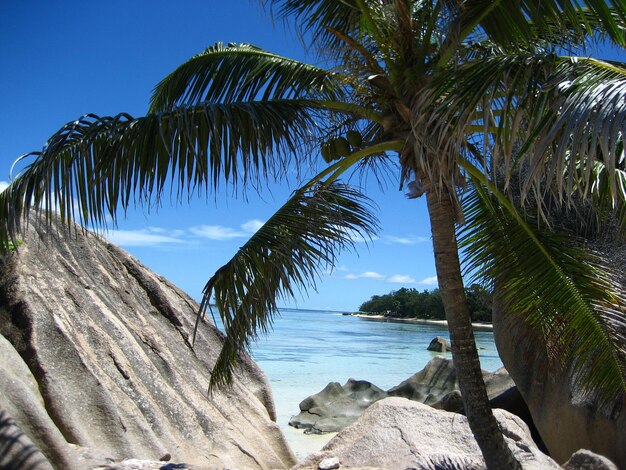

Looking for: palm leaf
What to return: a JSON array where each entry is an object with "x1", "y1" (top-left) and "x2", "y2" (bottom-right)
[
  {"x1": 522, "y1": 58, "x2": 626, "y2": 203},
  {"x1": 200, "y1": 181, "x2": 378, "y2": 390},
  {"x1": 0, "y1": 98, "x2": 333, "y2": 247},
  {"x1": 263, "y1": 0, "x2": 361, "y2": 54},
  {"x1": 460, "y1": 176, "x2": 626, "y2": 402},
  {"x1": 585, "y1": 162, "x2": 626, "y2": 235},
  {"x1": 150, "y1": 42, "x2": 343, "y2": 112},
  {"x1": 414, "y1": 51, "x2": 626, "y2": 212},
  {"x1": 459, "y1": 1, "x2": 626, "y2": 49}
]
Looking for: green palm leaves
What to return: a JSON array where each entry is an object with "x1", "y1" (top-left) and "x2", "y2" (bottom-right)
[
  {"x1": 460, "y1": 181, "x2": 626, "y2": 402},
  {"x1": 150, "y1": 42, "x2": 342, "y2": 111},
  {"x1": 202, "y1": 182, "x2": 378, "y2": 389},
  {"x1": 0, "y1": 98, "x2": 326, "y2": 244}
]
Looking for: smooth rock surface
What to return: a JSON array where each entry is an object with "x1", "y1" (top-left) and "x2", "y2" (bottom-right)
[
  {"x1": 493, "y1": 291, "x2": 626, "y2": 467},
  {"x1": 0, "y1": 216, "x2": 295, "y2": 469},
  {"x1": 290, "y1": 380, "x2": 387, "y2": 433},
  {"x1": 562, "y1": 449, "x2": 619, "y2": 470},
  {"x1": 289, "y1": 356, "x2": 538, "y2": 439},
  {"x1": 0, "y1": 408, "x2": 54, "y2": 470},
  {"x1": 426, "y1": 335, "x2": 450, "y2": 352},
  {"x1": 317, "y1": 456, "x2": 340, "y2": 470},
  {"x1": 294, "y1": 397, "x2": 559, "y2": 470},
  {"x1": 100, "y1": 459, "x2": 192, "y2": 470}
]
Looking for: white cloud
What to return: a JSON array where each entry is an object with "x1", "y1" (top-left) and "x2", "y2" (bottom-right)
[
  {"x1": 385, "y1": 235, "x2": 429, "y2": 245},
  {"x1": 345, "y1": 271, "x2": 384, "y2": 280},
  {"x1": 387, "y1": 274, "x2": 416, "y2": 283},
  {"x1": 324, "y1": 264, "x2": 349, "y2": 277},
  {"x1": 341, "y1": 228, "x2": 379, "y2": 244},
  {"x1": 0, "y1": 181, "x2": 9, "y2": 193},
  {"x1": 190, "y1": 219, "x2": 265, "y2": 240},
  {"x1": 104, "y1": 228, "x2": 187, "y2": 247},
  {"x1": 190, "y1": 225, "x2": 245, "y2": 240},
  {"x1": 418, "y1": 276, "x2": 438, "y2": 286},
  {"x1": 241, "y1": 219, "x2": 264, "y2": 233}
]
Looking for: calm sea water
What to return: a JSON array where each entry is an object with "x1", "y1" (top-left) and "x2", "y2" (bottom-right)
[{"x1": 249, "y1": 308, "x2": 503, "y2": 458}]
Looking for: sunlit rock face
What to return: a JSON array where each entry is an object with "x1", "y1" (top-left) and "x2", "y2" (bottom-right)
[
  {"x1": 289, "y1": 356, "x2": 528, "y2": 436},
  {"x1": 0, "y1": 215, "x2": 295, "y2": 470},
  {"x1": 492, "y1": 239, "x2": 626, "y2": 467},
  {"x1": 293, "y1": 397, "x2": 560, "y2": 470}
]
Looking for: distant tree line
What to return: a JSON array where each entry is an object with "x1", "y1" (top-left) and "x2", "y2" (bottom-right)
[{"x1": 358, "y1": 284, "x2": 492, "y2": 323}]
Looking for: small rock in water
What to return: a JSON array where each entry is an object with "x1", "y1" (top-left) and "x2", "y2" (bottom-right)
[
  {"x1": 318, "y1": 456, "x2": 340, "y2": 470},
  {"x1": 427, "y1": 336, "x2": 450, "y2": 352}
]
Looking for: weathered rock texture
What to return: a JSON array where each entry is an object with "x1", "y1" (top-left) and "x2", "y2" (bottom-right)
[
  {"x1": 294, "y1": 397, "x2": 559, "y2": 470},
  {"x1": 493, "y1": 294, "x2": 626, "y2": 467},
  {"x1": 0, "y1": 407, "x2": 54, "y2": 470},
  {"x1": 289, "y1": 380, "x2": 387, "y2": 433},
  {"x1": 289, "y1": 356, "x2": 541, "y2": 442},
  {"x1": 0, "y1": 216, "x2": 295, "y2": 469}
]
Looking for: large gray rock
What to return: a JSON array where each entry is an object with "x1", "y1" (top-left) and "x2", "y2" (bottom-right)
[
  {"x1": 289, "y1": 380, "x2": 387, "y2": 433},
  {"x1": 0, "y1": 216, "x2": 295, "y2": 469},
  {"x1": 493, "y1": 293, "x2": 626, "y2": 467},
  {"x1": 289, "y1": 356, "x2": 541, "y2": 444},
  {"x1": 387, "y1": 356, "x2": 515, "y2": 404},
  {"x1": 294, "y1": 397, "x2": 559, "y2": 470}
]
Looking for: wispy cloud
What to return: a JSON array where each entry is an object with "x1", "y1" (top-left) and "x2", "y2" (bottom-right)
[
  {"x1": 0, "y1": 181, "x2": 8, "y2": 193},
  {"x1": 241, "y1": 219, "x2": 264, "y2": 233},
  {"x1": 324, "y1": 264, "x2": 350, "y2": 276},
  {"x1": 384, "y1": 235, "x2": 429, "y2": 245},
  {"x1": 190, "y1": 225, "x2": 246, "y2": 240},
  {"x1": 344, "y1": 271, "x2": 420, "y2": 284},
  {"x1": 387, "y1": 274, "x2": 416, "y2": 283},
  {"x1": 190, "y1": 219, "x2": 264, "y2": 240},
  {"x1": 418, "y1": 276, "x2": 438, "y2": 286},
  {"x1": 340, "y1": 228, "x2": 379, "y2": 244},
  {"x1": 345, "y1": 271, "x2": 385, "y2": 280},
  {"x1": 104, "y1": 228, "x2": 188, "y2": 247}
]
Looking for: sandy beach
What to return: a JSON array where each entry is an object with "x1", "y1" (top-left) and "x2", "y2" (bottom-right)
[{"x1": 352, "y1": 313, "x2": 494, "y2": 332}]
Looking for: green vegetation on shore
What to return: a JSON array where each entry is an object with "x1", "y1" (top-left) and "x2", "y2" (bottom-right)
[{"x1": 358, "y1": 284, "x2": 492, "y2": 323}]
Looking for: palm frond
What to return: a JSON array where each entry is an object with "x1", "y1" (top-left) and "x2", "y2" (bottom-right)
[
  {"x1": 523, "y1": 58, "x2": 626, "y2": 203},
  {"x1": 263, "y1": 0, "x2": 361, "y2": 54},
  {"x1": 0, "y1": 98, "x2": 332, "y2": 247},
  {"x1": 414, "y1": 51, "x2": 626, "y2": 212},
  {"x1": 200, "y1": 181, "x2": 378, "y2": 390},
  {"x1": 460, "y1": 179, "x2": 626, "y2": 402},
  {"x1": 461, "y1": 1, "x2": 626, "y2": 48},
  {"x1": 588, "y1": 163, "x2": 626, "y2": 235},
  {"x1": 150, "y1": 42, "x2": 343, "y2": 112}
]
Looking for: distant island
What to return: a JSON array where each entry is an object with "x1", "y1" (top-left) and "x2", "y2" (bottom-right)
[{"x1": 357, "y1": 285, "x2": 492, "y2": 323}]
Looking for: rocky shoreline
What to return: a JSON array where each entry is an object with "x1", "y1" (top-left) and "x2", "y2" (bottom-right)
[
  {"x1": 352, "y1": 313, "x2": 494, "y2": 331},
  {"x1": 1, "y1": 216, "x2": 622, "y2": 470}
]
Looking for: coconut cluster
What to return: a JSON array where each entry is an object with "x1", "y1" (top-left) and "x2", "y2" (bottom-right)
[{"x1": 321, "y1": 130, "x2": 363, "y2": 163}]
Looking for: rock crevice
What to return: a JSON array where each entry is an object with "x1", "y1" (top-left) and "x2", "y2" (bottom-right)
[{"x1": 0, "y1": 216, "x2": 295, "y2": 469}]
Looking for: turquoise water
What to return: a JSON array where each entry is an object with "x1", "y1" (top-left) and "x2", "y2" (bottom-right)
[{"x1": 249, "y1": 308, "x2": 502, "y2": 458}]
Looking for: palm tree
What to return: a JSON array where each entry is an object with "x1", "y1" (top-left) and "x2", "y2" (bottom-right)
[{"x1": 2, "y1": 1, "x2": 626, "y2": 467}]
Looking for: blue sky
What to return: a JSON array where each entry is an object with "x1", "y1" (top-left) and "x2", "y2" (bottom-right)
[{"x1": 0, "y1": 1, "x2": 438, "y2": 311}]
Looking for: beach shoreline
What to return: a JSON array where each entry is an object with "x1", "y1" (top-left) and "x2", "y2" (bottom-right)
[{"x1": 352, "y1": 313, "x2": 493, "y2": 332}]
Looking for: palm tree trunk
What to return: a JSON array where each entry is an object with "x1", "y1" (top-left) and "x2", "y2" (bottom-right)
[{"x1": 426, "y1": 187, "x2": 521, "y2": 470}]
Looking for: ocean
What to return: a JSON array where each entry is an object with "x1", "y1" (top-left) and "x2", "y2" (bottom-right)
[{"x1": 249, "y1": 308, "x2": 503, "y2": 458}]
